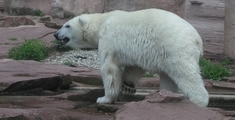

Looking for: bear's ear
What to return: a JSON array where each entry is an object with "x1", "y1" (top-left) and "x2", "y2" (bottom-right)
[{"x1": 79, "y1": 15, "x2": 88, "y2": 27}]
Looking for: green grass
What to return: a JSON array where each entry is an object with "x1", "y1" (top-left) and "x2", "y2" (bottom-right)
[
  {"x1": 34, "y1": 9, "x2": 44, "y2": 16},
  {"x1": 8, "y1": 39, "x2": 48, "y2": 61},
  {"x1": 221, "y1": 57, "x2": 234, "y2": 66},
  {"x1": 143, "y1": 72, "x2": 156, "y2": 77},
  {"x1": 9, "y1": 38, "x2": 17, "y2": 41},
  {"x1": 199, "y1": 57, "x2": 232, "y2": 81}
]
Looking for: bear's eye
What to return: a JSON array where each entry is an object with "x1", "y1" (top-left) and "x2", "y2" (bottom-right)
[{"x1": 65, "y1": 25, "x2": 70, "y2": 28}]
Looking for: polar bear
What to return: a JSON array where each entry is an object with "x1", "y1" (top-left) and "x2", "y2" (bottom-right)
[{"x1": 54, "y1": 9, "x2": 209, "y2": 107}]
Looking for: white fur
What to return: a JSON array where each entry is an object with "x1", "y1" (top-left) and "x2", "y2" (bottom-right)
[{"x1": 55, "y1": 9, "x2": 209, "y2": 107}]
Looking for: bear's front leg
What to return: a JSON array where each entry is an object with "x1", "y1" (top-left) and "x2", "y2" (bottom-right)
[{"x1": 96, "y1": 55, "x2": 121, "y2": 104}]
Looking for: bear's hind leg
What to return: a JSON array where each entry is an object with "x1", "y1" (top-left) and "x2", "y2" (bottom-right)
[
  {"x1": 121, "y1": 66, "x2": 145, "y2": 94},
  {"x1": 159, "y1": 72, "x2": 179, "y2": 93},
  {"x1": 163, "y1": 61, "x2": 209, "y2": 107},
  {"x1": 97, "y1": 55, "x2": 121, "y2": 104}
]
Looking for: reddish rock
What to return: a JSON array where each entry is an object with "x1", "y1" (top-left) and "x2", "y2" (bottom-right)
[
  {"x1": 51, "y1": 0, "x2": 105, "y2": 18},
  {"x1": 0, "y1": 95, "x2": 75, "y2": 109},
  {"x1": 0, "y1": 108, "x2": 113, "y2": 120},
  {"x1": 224, "y1": 0, "x2": 235, "y2": 59},
  {"x1": 137, "y1": 77, "x2": 160, "y2": 87},
  {"x1": 5, "y1": 0, "x2": 53, "y2": 15},
  {"x1": 145, "y1": 89, "x2": 184, "y2": 103},
  {"x1": 225, "y1": 76, "x2": 235, "y2": 82},
  {"x1": 210, "y1": 108, "x2": 235, "y2": 118},
  {"x1": 185, "y1": 0, "x2": 225, "y2": 59},
  {"x1": 115, "y1": 90, "x2": 225, "y2": 120},
  {"x1": 104, "y1": 0, "x2": 185, "y2": 18},
  {"x1": 0, "y1": 19, "x2": 56, "y2": 59},
  {"x1": 212, "y1": 81, "x2": 235, "y2": 90},
  {"x1": 0, "y1": 16, "x2": 35, "y2": 27},
  {"x1": 0, "y1": 59, "x2": 101, "y2": 92}
]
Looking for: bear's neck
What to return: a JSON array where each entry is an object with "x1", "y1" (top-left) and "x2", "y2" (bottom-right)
[{"x1": 85, "y1": 13, "x2": 110, "y2": 48}]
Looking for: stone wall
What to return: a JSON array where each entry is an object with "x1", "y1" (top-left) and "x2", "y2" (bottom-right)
[
  {"x1": 2, "y1": 0, "x2": 185, "y2": 18},
  {"x1": 104, "y1": 0, "x2": 185, "y2": 17},
  {"x1": 51, "y1": 0, "x2": 105, "y2": 18},
  {"x1": 4, "y1": 0, "x2": 53, "y2": 15},
  {"x1": 224, "y1": 0, "x2": 235, "y2": 58}
]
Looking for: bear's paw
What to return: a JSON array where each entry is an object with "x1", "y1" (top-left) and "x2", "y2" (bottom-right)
[{"x1": 96, "y1": 96, "x2": 115, "y2": 104}]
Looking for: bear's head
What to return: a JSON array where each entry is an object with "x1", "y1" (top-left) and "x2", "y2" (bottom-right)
[{"x1": 54, "y1": 15, "x2": 98, "y2": 49}]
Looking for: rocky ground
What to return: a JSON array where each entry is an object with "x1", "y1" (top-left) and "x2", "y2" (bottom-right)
[{"x1": 0, "y1": 0, "x2": 235, "y2": 120}]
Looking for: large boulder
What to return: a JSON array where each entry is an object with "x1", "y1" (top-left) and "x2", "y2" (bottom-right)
[
  {"x1": 4, "y1": 0, "x2": 53, "y2": 15},
  {"x1": 0, "y1": 16, "x2": 35, "y2": 27},
  {"x1": 104, "y1": 0, "x2": 185, "y2": 18},
  {"x1": 224, "y1": 0, "x2": 235, "y2": 59},
  {"x1": 51, "y1": 0, "x2": 185, "y2": 19},
  {"x1": 51, "y1": 0, "x2": 105, "y2": 19},
  {"x1": 115, "y1": 90, "x2": 225, "y2": 120},
  {"x1": 185, "y1": 0, "x2": 225, "y2": 59}
]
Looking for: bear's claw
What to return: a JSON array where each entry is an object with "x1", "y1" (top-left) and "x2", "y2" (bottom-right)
[{"x1": 120, "y1": 81, "x2": 136, "y2": 95}]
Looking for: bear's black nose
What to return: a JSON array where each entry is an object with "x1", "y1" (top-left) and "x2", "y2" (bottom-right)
[{"x1": 54, "y1": 33, "x2": 58, "y2": 38}]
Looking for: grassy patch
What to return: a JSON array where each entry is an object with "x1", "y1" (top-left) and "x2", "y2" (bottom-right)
[
  {"x1": 221, "y1": 57, "x2": 234, "y2": 66},
  {"x1": 199, "y1": 57, "x2": 232, "y2": 81},
  {"x1": 8, "y1": 39, "x2": 48, "y2": 61},
  {"x1": 143, "y1": 72, "x2": 156, "y2": 77},
  {"x1": 34, "y1": 9, "x2": 44, "y2": 17}
]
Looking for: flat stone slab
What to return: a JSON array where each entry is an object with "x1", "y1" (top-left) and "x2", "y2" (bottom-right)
[
  {"x1": 115, "y1": 90, "x2": 226, "y2": 120},
  {"x1": 212, "y1": 81, "x2": 235, "y2": 90},
  {"x1": 0, "y1": 59, "x2": 101, "y2": 92},
  {"x1": 0, "y1": 108, "x2": 113, "y2": 120}
]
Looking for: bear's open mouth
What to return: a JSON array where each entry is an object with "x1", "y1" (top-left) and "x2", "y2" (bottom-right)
[{"x1": 61, "y1": 37, "x2": 70, "y2": 45}]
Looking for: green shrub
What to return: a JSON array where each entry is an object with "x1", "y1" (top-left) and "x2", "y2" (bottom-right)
[
  {"x1": 221, "y1": 57, "x2": 234, "y2": 66},
  {"x1": 199, "y1": 57, "x2": 232, "y2": 81},
  {"x1": 34, "y1": 9, "x2": 44, "y2": 16},
  {"x1": 8, "y1": 39, "x2": 48, "y2": 61}
]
